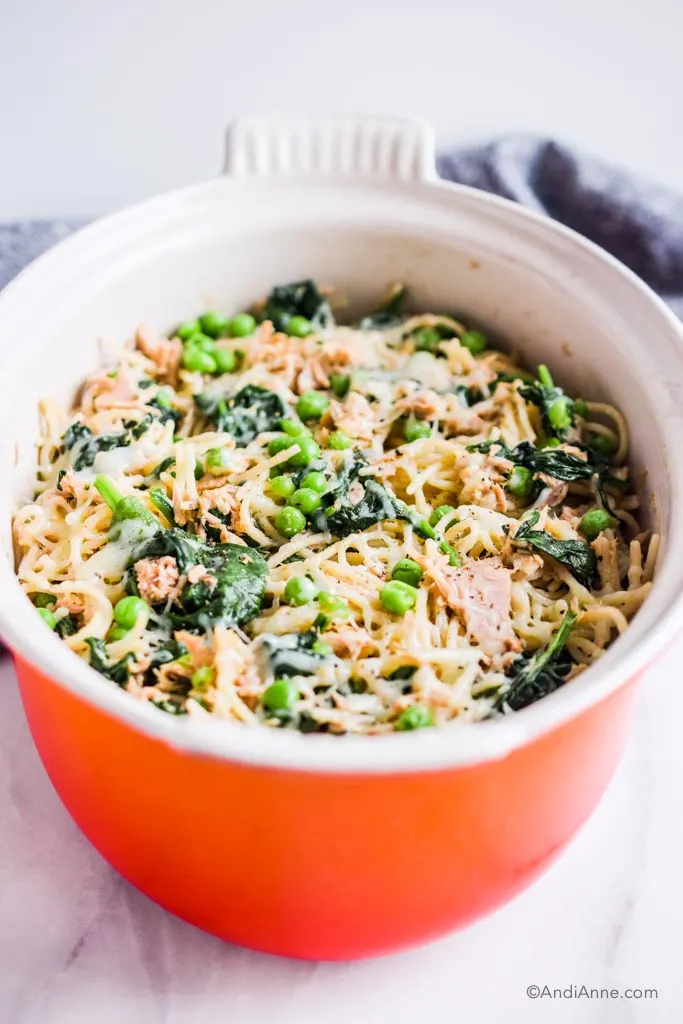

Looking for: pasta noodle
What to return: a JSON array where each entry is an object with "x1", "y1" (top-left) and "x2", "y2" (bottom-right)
[{"x1": 12, "y1": 281, "x2": 656, "y2": 735}]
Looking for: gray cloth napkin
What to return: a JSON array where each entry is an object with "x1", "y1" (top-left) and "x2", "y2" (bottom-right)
[{"x1": 2, "y1": 137, "x2": 683, "y2": 311}]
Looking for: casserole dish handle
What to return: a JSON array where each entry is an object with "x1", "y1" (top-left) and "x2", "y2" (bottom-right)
[{"x1": 224, "y1": 114, "x2": 436, "y2": 182}]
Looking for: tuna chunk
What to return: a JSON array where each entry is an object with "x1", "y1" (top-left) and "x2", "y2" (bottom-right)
[
  {"x1": 135, "y1": 555, "x2": 180, "y2": 604},
  {"x1": 328, "y1": 392, "x2": 376, "y2": 441},
  {"x1": 422, "y1": 556, "x2": 520, "y2": 661},
  {"x1": 136, "y1": 325, "x2": 182, "y2": 383}
]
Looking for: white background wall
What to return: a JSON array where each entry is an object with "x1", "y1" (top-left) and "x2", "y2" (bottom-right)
[{"x1": 1, "y1": 0, "x2": 682, "y2": 218}]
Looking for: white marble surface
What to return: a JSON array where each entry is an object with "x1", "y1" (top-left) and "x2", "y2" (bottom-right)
[{"x1": 1, "y1": 635, "x2": 682, "y2": 1023}]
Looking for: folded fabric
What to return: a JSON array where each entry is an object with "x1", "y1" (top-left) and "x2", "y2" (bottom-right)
[
  {"x1": 438, "y1": 136, "x2": 683, "y2": 316},
  {"x1": 2, "y1": 137, "x2": 683, "y2": 315}
]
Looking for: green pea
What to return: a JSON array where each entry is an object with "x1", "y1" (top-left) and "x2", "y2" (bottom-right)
[
  {"x1": 279, "y1": 418, "x2": 312, "y2": 437},
  {"x1": 263, "y1": 678, "x2": 299, "y2": 712},
  {"x1": 548, "y1": 396, "x2": 572, "y2": 432},
  {"x1": 182, "y1": 345, "x2": 217, "y2": 374},
  {"x1": 413, "y1": 327, "x2": 442, "y2": 352},
  {"x1": 287, "y1": 315, "x2": 312, "y2": 337},
  {"x1": 269, "y1": 474, "x2": 296, "y2": 501},
  {"x1": 107, "y1": 625, "x2": 129, "y2": 642},
  {"x1": 403, "y1": 414, "x2": 431, "y2": 443},
  {"x1": 328, "y1": 431, "x2": 352, "y2": 450},
  {"x1": 37, "y1": 607, "x2": 57, "y2": 629},
  {"x1": 229, "y1": 312, "x2": 256, "y2": 338},
  {"x1": 507, "y1": 465, "x2": 535, "y2": 500},
  {"x1": 199, "y1": 311, "x2": 230, "y2": 338},
  {"x1": 580, "y1": 509, "x2": 616, "y2": 540},
  {"x1": 191, "y1": 666, "x2": 216, "y2": 691},
  {"x1": 205, "y1": 447, "x2": 231, "y2": 474},
  {"x1": 34, "y1": 593, "x2": 56, "y2": 608},
  {"x1": 268, "y1": 434, "x2": 297, "y2": 457},
  {"x1": 288, "y1": 435, "x2": 320, "y2": 468},
  {"x1": 391, "y1": 558, "x2": 423, "y2": 588},
  {"x1": 288, "y1": 487, "x2": 321, "y2": 514},
  {"x1": 395, "y1": 704, "x2": 434, "y2": 731},
  {"x1": 275, "y1": 506, "x2": 306, "y2": 537},
  {"x1": 189, "y1": 332, "x2": 216, "y2": 354},
  {"x1": 176, "y1": 318, "x2": 201, "y2": 341},
  {"x1": 330, "y1": 374, "x2": 350, "y2": 398},
  {"x1": 114, "y1": 595, "x2": 149, "y2": 629},
  {"x1": 592, "y1": 434, "x2": 615, "y2": 456},
  {"x1": 296, "y1": 390, "x2": 330, "y2": 421},
  {"x1": 380, "y1": 580, "x2": 418, "y2": 615},
  {"x1": 459, "y1": 329, "x2": 487, "y2": 355},
  {"x1": 284, "y1": 575, "x2": 318, "y2": 606},
  {"x1": 311, "y1": 640, "x2": 333, "y2": 656},
  {"x1": 317, "y1": 593, "x2": 351, "y2": 619},
  {"x1": 302, "y1": 471, "x2": 327, "y2": 494},
  {"x1": 214, "y1": 348, "x2": 238, "y2": 374},
  {"x1": 430, "y1": 504, "x2": 456, "y2": 527},
  {"x1": 573, "y1": 398, "x2": 589, "y2": 419}
]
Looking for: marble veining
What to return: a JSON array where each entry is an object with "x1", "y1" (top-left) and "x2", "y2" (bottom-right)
[{"x1": 2, "y1": 635, "x2": 682, "y2": 1024}]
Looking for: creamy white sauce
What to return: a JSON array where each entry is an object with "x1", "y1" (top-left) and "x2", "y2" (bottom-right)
[{"x1": 76, "y1": 517, "x2": 157, "y2": 587}]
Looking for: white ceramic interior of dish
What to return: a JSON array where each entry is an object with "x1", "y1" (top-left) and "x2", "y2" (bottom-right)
[{"x1": 0, "y1": 114, "x2": 682, "y2": 772}]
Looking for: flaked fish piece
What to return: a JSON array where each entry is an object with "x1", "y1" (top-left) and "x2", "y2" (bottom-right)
[
  {"x1": 136, "y1": 325, "x2": 182, "y2": 383},
  {"x1": 135, "y1": 555, "x2": 180, "y2": 604},
  {"x1": 419, "y1": 554, "x2": 520, "y2": 662}
]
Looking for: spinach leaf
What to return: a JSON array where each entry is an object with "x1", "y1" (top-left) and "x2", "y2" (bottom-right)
[
  {"x1": 152, "y1": 697, "x2": 189, "y2": 716},
  {"x1": 386, "y1": 665, "x2": 417, "y2": 681},
  {"x1": 194, "y1": 385, "x2": 285, "y2": 446},
  {"x1": 202, "y1": 505, "x2": 233, "y2": 543},
  {"x1": 261, "y1": 280, "x2": 334, "y2": 332},
  {"x1": 55, "y1": 613, "x2": 78, "y2": 638},
  {"x1": 85, "y1": 637, "x2": 135, "y2": 686},
  {"x1": 62, "y1": 421, "x2": 92, "y2": 450},
  {"x1": 492, "y1": 370, "x2": 536, "y2": 386},
  {"x1": 147, "y1": 395, "x2": 181, "y2": 427},
  {"x1": 62, "y1": 415, "x2": 153, "y2": 472},
  {"x1": 311, "y1": 456, "x2": 403, "y2": 537},
  {"x1": 357, "y1": 285, "x2": 407, "y2": 329},
  {"x1": 468, "y1": 440, "x2": 598, "y2": 483},
  {"x1": 63, "y1": 423, "x2": 128, "y2": 472},
  {"x1": 126, "y1": 414, "x2": 154, "y2": 440},
  {"x1": 262, "y1": 631, "x2": 332, "y2": 677},
  {"x1": 497, "y1": 610, "x2": 576, "y2": 711},
  {"x1": 455, "y1": 384, "x2": 485, "y2": 407},
  {"x1": 521, "y1": 445, "x2": 596, "y2": 482},
  {"x1": 132, "y1": 528, "x2": 268, "y2": 630},
  {"x1": 149, "y1": 487, "x2": 176, "y2": 526},
  {"x1": 311, "y1": 454, "x2": 459, "y2": 563},
  {"x1": 386, "y1": 664, "x2": 417, "y2": 693},
  {"x1": 149, "y1": 456, "x2": 176, "y2": 479},
  {"x1": 514, "y1": 511, "x2": 596, "y2": 586},
  {"x1": 519, "y1": 380, "x2": 574, "y2": 440},
  {"x1": 147, "y1": 638, "x2": 188, "y2": 669}
]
